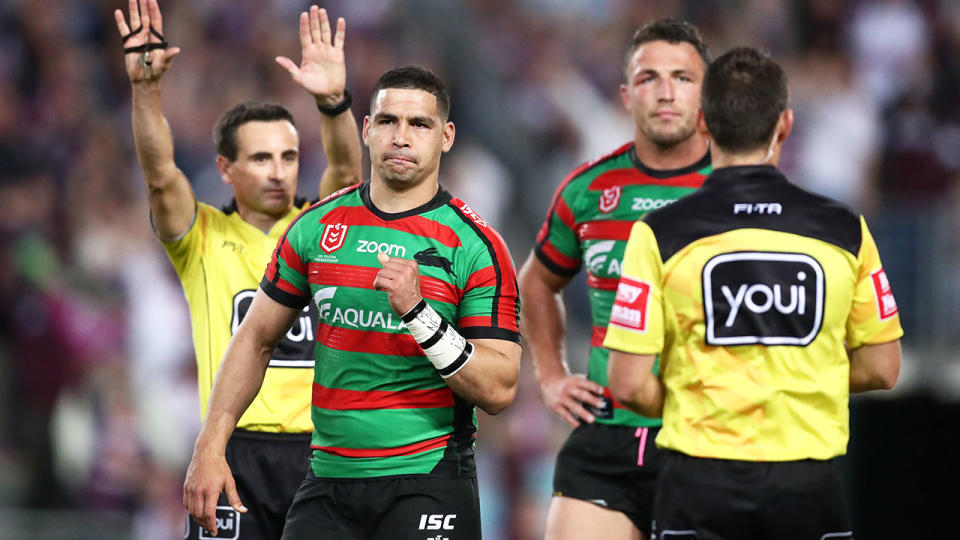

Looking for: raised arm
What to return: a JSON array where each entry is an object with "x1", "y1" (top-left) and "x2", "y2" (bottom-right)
[
  {"x1": 183, "y1": 289, "x2": 301, "y2": 536},
  {"x1": 518, "y1": 254, "x2": 605, "y2": 426},
  {"x1": 276, "y1": 5, "x2": 362, "y2": 199},
  {"x1": 115, "y1": 0, "x2": 194, "y2": 241}
]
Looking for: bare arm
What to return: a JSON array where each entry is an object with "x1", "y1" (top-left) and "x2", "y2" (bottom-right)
[
  {"x1": 849, "y1": 340, "x2": 901, "y2": 393},
  {"x1": 607, "y1": 351, "x2": 663, "y2": 418},
  {"x1": 374, "y1": 253, "x2": 522, "y2": 415},
  {"x1": 115, "y1": 0, "x2": 194, "y2": 241},
  {"x1": 183, "y1": 289, "x2": 300, "y2": 536},
  {"x1": 276, "y1": 6, "x2": 362, "y2": 199},
  {"x1": 444, "y1": 338, "x2": 522, "y2": 415},
  {"x1": 518, "y1": 254, "x2": 605, "y2": 426}
]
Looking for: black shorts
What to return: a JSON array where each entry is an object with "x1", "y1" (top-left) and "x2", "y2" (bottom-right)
[
  {"x1": 281, "y1": 472, "x2": 481, "y2": 540},
  {"x1": 653, "y1": 451, "x2": 852, "y2": 540},
  {"x1": 185, "y1": 429, "x2": 312, "y2": 540},
  {"x1": 552, "y1": 423, "x2": 663, "y2": 535}
]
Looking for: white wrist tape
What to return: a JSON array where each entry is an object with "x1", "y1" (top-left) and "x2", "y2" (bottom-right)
[{"x1": 401, "y1": 299, "x2": 474, "y2": 378}]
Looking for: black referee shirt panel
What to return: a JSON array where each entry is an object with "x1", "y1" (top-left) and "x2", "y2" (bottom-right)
[{"x1": 644, "y1": 165, "x2": 862, "y2": 262}]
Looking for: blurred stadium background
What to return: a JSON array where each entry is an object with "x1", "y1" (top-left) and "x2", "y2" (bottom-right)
[{"x1": 0, "y1": 0, "x2": 957, "y2": 538}]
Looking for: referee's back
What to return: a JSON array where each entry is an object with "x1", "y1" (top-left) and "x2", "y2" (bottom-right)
[
  {"x1": 636, "y1": 163, "x2": 902, "y2": 460},
  {"x1": 602, "y1": 46, "x2": 902, "y2": 540}
]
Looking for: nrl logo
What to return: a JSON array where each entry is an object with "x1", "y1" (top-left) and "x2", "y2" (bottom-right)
[
  {"x1": 320, "y1": 223, "x2": 349, "y2": 253},
  {"x1": 599, "y1": 186, "x2": 621, "y2": 213}
]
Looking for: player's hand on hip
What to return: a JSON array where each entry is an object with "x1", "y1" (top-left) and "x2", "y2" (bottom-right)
[
  {"x1": 541, "y1": 373, "x2": 606, "y2": 428},
  {"x1": 275, "y1": 5, "x2": 348, "y2": 106},
  {"x1": 114, "y1": 0, "x2": 181, "y2": 84},
  {"x1": 183, "y1": 453, "x2": 246, "y2": 536},
  {"x1": 374, "y1": 252, "x2": 423, "y2": 315}
]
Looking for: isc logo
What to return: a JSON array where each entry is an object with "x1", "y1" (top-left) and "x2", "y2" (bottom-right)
[
  {"x1": 418, "y1": 514, "x2": 456, "y2": 531},
  {"x1": 703, "y1": 252, "x2": 824, "y2": 346}
]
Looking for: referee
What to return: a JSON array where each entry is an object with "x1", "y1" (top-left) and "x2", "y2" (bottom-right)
[
  {"x1": 116, "y1": 1, "x2": 361, "y2": 537},
  {"x1": 604, "y1": 47, "x2": 902, "y2": 539}
]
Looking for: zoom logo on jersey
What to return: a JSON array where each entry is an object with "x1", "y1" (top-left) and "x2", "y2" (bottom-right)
[
  {"x1": 233, "y1": 290, "x2": 317, "y2": 368},
  {"x1": 357, "y1": 239, "x2": 406, "y2": 258},
  {"x1": 703, "y1": 252, "x2": 824, "y2": 346},
  {"x1": 632, "y1": 197, "x2": 676, "y2": 211}
]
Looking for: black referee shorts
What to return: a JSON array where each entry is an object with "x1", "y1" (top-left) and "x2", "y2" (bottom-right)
[
  {"x1": 552, "y1": 423, "x2": 663, "y2": 536},
  {"x1": 653, "y1": 451, "x2": 852, "y2": 540},
  {"x1": 185, "y1": 429, "x2": 312, "y2": 540},
  {"x1": 281, "y1": 471, "x2": 481, "y2": 540}
]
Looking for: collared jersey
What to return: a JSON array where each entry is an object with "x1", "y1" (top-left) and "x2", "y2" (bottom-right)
[
  {"x1": 163, "y1": 201, "x2": 316, "y2": 433},
  {"x1": 261, "y1": 182, "x2": 521, "y2": 479},
  {"x1": 603, "y1": 166, "x2": 903, "y2": 461},
  {"x1": 535, "y1": 142, "x2": 711, "y2": 426}
]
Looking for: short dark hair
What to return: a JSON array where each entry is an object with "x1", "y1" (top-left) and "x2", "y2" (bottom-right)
[
  {"x1": 213, "y1": 102, "x2": 296, "y2": 161},
  {"x1": 370, "y1": 65, "x2": 451, "y2": 121},
  {"x1": 624, "y1": 19, "x2": 711, "y2": 78},
  {"x1": 701, "y1": 47, "x2": 788, "y2": 153}
]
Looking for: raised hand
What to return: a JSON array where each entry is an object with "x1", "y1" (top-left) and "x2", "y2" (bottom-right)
[
  {"x1": 276, "y1": 6, "x2": 347, "y2": 106},
  {"x1": 114, "y1": 0, "x2": 180, "y2": 84}
]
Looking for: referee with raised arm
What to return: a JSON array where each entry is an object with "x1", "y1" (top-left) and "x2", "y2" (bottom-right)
[{"x1": 604, "y1": 47, "x2": 902, "y2": 539}]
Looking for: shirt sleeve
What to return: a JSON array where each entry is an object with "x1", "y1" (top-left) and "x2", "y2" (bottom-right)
[
  {"x1": 533, "y1": 174, "x2": 582, "y2": 276},
  {"x1": 158, "y1": 201, "x2": 206, "y2": 280},
  {"x1": 457, "y1": 227, "x2": 522, "y2": 344},
  {"x1": 846, "y1": 216, "x2": 904, "y2": 348},
  {"x1": 602, "y1": 221, "x2": 665, "y2": 354},
  {"x1": 260, "y1": 215, "x2": 311, "y2": 309}
]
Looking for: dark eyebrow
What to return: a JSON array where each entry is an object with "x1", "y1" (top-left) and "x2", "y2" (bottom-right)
[
  {"x1": 409, "y1": 116, "x2": 435, "y2": 127},
  {"x1": 373, "y1": 113, "x2": 398, "y2": 122},
  {"x1": 282, "y1": 149, "x2": 298, "y2": 158},
  {"x1": 249, "y1": 151, "x2": 271, "y2": 160}
]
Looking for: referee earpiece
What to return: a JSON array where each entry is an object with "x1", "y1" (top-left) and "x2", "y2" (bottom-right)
[{"x1": 759, "y1": 130, "x2": 778, "y2": 165}]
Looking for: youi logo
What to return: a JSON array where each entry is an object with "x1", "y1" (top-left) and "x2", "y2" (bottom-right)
[{"x1": 703, "y1": 252, "x2": 824, "y2": 346}]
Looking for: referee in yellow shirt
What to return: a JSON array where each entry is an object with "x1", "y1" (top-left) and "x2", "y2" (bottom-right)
[
  {"x1": 116, "y1": 2, "x2": 361, "y2": 537},
  {"x1": 604, "y1": 47, "x2": 902, "y2": 540}
]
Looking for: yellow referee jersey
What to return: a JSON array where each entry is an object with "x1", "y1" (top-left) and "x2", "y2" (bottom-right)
[
  {"x1": 603, "y1": 165, "x2": 903, "y2": 461},
  {"x1": 162, "y1": 201, "x2": 315, "y2": 433}
]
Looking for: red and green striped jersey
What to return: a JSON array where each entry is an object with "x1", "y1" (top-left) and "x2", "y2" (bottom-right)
[
  {"x1": 535, "y1": 142, "x2": 710, "y2": 427},
  {"x1": 261, "y1": 182, "x2": 521, "y2": 479}
]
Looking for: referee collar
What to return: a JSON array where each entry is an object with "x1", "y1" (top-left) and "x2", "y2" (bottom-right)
[{"x1": 703, "y1": 165, "x2": 789, "y2": 188}]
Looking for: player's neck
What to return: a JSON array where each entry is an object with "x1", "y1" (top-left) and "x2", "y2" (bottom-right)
[
  {"x1": 711, "y1": 146, "x2": 782, "y2": 169},
  {"x1": 369, "y1": 174, "x2": 439, "y2": 214},
  {"x1": 633, "y1": 132, "x2": 709, "y2": 171}
]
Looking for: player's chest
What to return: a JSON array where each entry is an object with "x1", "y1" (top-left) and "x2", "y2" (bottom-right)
[{"x1": 576, "y1": 182, "x2": 694, "y2": 223}]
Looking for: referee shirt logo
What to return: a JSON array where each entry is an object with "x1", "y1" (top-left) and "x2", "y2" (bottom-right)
[
  {"x1": 703, "y1": 252, "x2": 824, "y2": 346},
  {"x1": 610, "y1": 276, "x2": 651, "y2": 331}
]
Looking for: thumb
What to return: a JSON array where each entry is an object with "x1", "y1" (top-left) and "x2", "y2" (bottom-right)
[
  {"x1": 275, "y1": 56, "x2": 301, "y2": 80},
  {"x1": 225, "y1": 479, "x2": 247, "y2": 514},
  {"x1": 377, "y1": 252, "x2": 390, "y2": 266}
]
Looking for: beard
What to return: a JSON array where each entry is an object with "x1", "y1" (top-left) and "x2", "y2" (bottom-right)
[{"x1": 638, "y1": 114, "x2": 698, "y2": 149}]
